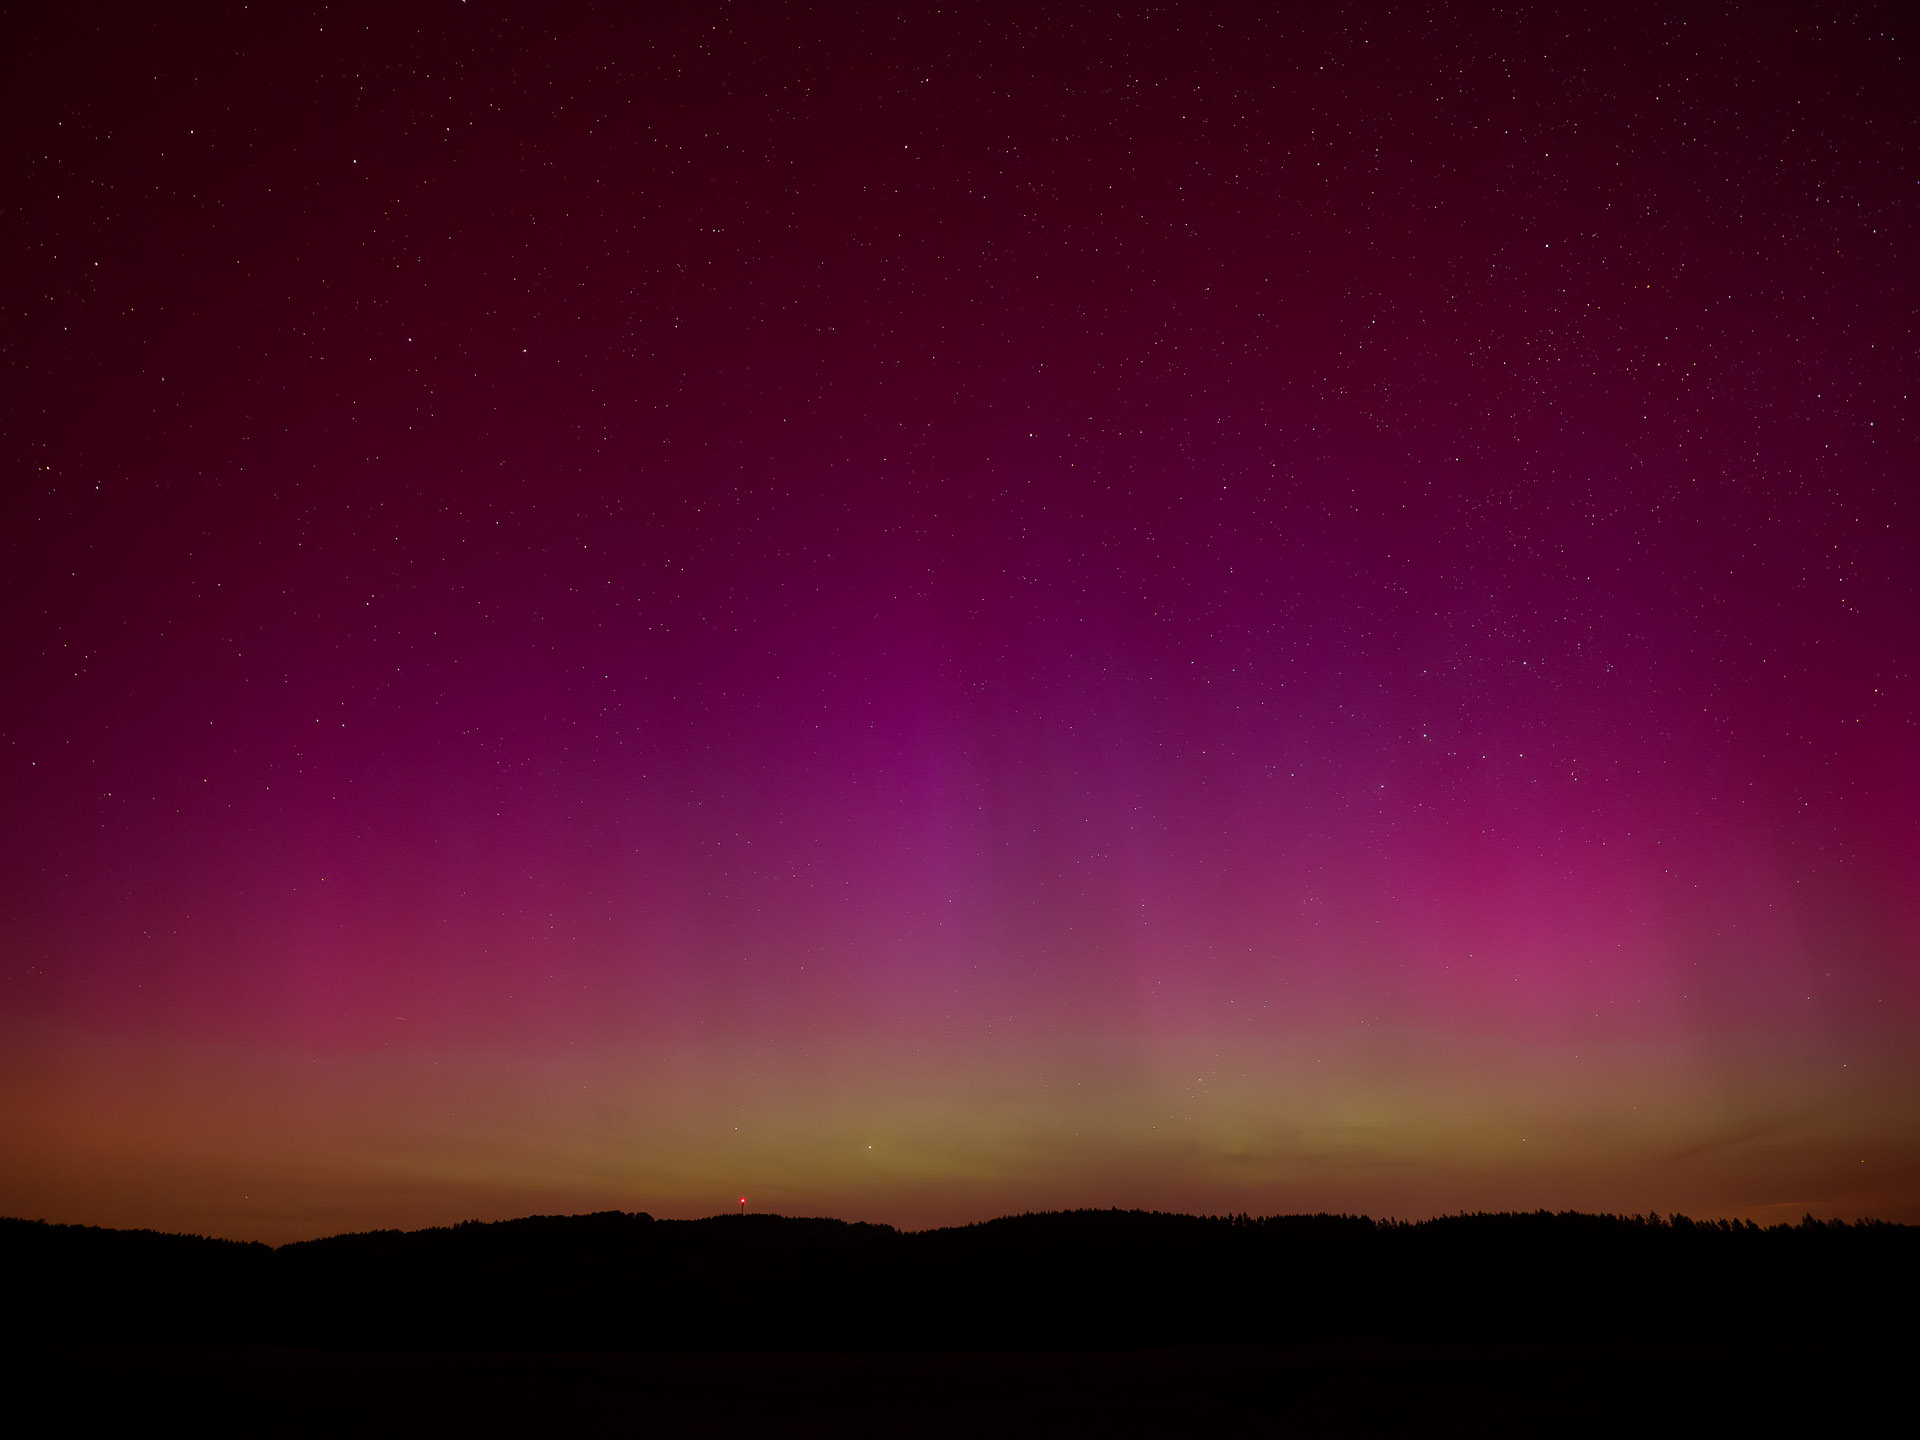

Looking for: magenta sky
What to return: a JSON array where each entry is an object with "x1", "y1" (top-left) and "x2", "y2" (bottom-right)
[{"x1": 3, "y1": 2, "x2": 1916, "y2": 1241}]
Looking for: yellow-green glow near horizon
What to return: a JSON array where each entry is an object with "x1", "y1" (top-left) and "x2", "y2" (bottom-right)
[{"x1": 5, "y1": 1026, "x2": 1913, "y2": 1242}]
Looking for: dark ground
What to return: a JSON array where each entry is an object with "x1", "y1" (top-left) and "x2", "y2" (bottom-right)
[
  {"x1": 8, "y1": 1337, "x2": 1915, "y2": 1436},
  {"x1": 7, "y1": 1209, "x2": 1915, "y2": 1433},
  {"x1": 9, "y1": 1209, "x2": 1915, "y2": 1351}
]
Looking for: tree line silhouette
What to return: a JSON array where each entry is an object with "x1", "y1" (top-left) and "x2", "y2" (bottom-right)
[{"x1": 4, "y1": 1208, "x2": 1913, "y2": 1351}]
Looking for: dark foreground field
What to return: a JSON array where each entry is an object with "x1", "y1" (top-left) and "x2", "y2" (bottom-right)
[
  {"x1": 7, "y1": 1336, "x2": 1916, "y2": 1436},
  {"x1": 5, "y1": 1209, "x2": 1915, "y2": 1433}
]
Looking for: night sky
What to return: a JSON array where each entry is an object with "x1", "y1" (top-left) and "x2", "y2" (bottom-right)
[{"x1": 4, "y1": 2, "x2": 1916, "y2": 1243}]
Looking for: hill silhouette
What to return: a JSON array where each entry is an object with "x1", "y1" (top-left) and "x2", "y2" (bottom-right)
[{"x1": 6, "y1": 1207, "x2": 1914, "y2": 1352}]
